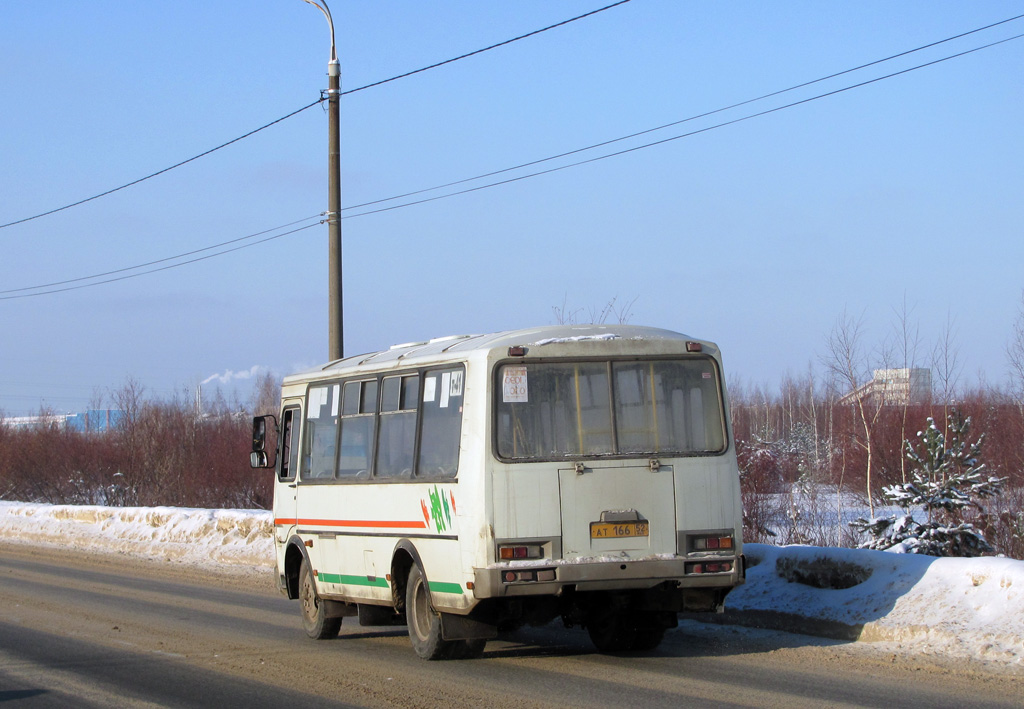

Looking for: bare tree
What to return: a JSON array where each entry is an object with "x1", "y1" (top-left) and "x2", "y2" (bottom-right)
[
  {"x1": 589, "y1": 296, "x2": 637, "y2": 325},
  {"x1": 552, "y1": 293, "x2": 584, "y2": 325},
  {"x1": 822, "y1": 310, "x2": 885, "y2": 516},
  {"x1": 932, "y1": 312, "x2": 963, "y2": 429},
  {"x1": 252, "y1": 371, "x2": 282, "y2": 417},
  {"x1": 552, "y1": 295, "x2": 637, "y2": 325},
  {"x1": 110, "y1": 378, "x2": 146, "y2": 506},
  {"x1": 892, "y1": 296, "x2": 923, "y2": 482},
  {"x1": 1008, "y1": 290, "x2": 1024, "y2": 415},
  {"x1": 88, "y1": 387, "x2": 105, "y2": 414}
]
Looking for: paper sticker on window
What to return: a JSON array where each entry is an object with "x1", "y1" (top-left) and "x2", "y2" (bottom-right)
[
  {"x1": 331, "y1": 384, "x2": 340, "y2": 416},
  {"x1": 702, "y1": 372, "x2": 712, "y2": 379},
  {"x1": 440, "y1": 372, "x2": 451, "y2": 408},
  {"x1": 449, "y1": 370, "x2": 463, "y2": 398},
  {"x1": 308, "y1": 387, "x2": 327, "y2": 419},
  {"x1": 503, "y1": 366, "x2": 528, "y2": 403},
  {"x1": 423, "y1": 376, "x2": 437, "y2": 403}
]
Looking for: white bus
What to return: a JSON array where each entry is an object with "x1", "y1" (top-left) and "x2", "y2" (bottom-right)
[{"x1": 251, "y1": 325, "x2": 744, "y2": 659}]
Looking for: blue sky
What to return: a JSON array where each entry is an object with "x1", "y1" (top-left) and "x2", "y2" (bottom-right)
[{"x1": 2, "y1": 1, "x2": 1022, "y2": 415}]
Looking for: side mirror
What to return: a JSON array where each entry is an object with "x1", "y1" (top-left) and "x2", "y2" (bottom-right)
[{"x1": 250, "y1": 415, "x2": 278, "y2": 469}]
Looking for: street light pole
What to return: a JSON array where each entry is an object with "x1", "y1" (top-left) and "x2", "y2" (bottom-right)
[{"x1": 302, "y1": 0, "x2": 343, "y2": 361}]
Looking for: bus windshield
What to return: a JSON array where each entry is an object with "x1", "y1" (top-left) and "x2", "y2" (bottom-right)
[{"x1": 496, "y1": 358, "x2": 726, "y2": 460}]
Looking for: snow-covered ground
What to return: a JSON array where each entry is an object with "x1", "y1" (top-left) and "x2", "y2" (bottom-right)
[
  {"x1": 0, "y1": 501, "x2": 274, "y2": 574},
  {"x1": 1, "y1": 501, "x2": 1021, "y2": 671}
]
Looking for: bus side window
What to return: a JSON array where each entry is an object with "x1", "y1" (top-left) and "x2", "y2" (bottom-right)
[
  {"x1": 417, "y1": 367, "x2": 464, "y2": 478},
  {"x1": 279, "y1": 407, "x2": 301, "y2": 482},
  {"x1": 338, "y1": 380, "x2": 376, "y2": 479},
  {"x1": 302, "y1": 384, "x2": 340, "y2": 479},
  {"x1": 377, "y1": 374, "x2": 418, "y2": 478}
]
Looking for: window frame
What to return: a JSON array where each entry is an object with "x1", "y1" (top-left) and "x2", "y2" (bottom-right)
[
  {"x1": 277, "y1": 406, "x2": 301, "y2": 482},
  {"x1": 492, "y1": 355, "x2": 729, "y2": 463},
  {"x1": 297, "y1": 363, "x2": 467, "y2": 484}
]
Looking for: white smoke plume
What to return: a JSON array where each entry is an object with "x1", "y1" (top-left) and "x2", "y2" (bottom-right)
[{"x1": 201, "y1": 365, "x2": 263, "y2": 386}]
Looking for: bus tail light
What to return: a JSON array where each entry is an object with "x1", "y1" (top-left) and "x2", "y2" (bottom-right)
[
  {"x1": 503, "y1": 569, "x2": 556, "y2": 584},
  {"x1": 692, "y1": 535, "x2": 733, "y2": 551},
  {"x1": 499, "y1": 544, "x2": 543, "y2": 560},
  {"x1": 686, "y1": 561, "x2": 733, "y2": 575}
]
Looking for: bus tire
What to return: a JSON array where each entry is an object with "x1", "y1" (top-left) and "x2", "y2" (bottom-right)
[
  {"x1": 406, "y1": 564, "x2": 453, "y2": 660},
  {"x1": 299, "y1": 558, "x2": 341, "y2": 639},
  {"x1": 586, "y1": 611, "x2": 637, "y2": 653},
  {"x1": 587, "y1": 611, "x2": 666, "y2": 652},
  {"x1": 630, "y1": 620, "x2": 666, "y2": 652}
]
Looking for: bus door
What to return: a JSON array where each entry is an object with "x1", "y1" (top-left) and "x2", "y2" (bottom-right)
[
  {"x1": 558, "y1": 462, "x2": 677, "y2": 559},
  {"x1": 274, "y1": 406, "x2": 302, "y2": 545},
  {"x1": 295, "y1": 383, "x2": 341, "y2": 574}
]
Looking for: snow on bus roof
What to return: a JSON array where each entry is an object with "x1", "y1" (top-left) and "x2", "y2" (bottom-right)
[
  {"x1": 534, "y1": 333, "x2": 620, "y2": 345},
  {"x1": 289, "y1": 325, "x2": 709, "y2": 380}
]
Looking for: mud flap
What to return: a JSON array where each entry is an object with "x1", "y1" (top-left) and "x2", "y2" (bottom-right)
[
  {"x1": 357, "y1": 603, "x2": 404, "y2": 626},
  {"x1": 440, "y1": 612, "x2": 499, "y2": 641},
  {"x1": 322, "y1": 599, "x2": 358, "y2": 619}
]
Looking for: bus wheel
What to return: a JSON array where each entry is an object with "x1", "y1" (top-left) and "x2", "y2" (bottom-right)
[
  {"x1": 586, "y1": 611, "x2": 637, "y2": 653},
  {"x1": 587, "y1": 611, "x2": 666, "y2": 652},
  {"x1": 406, "y1": 564, "x2": 453, "y2": 660},
  {"x1": 299, "y1": 558, "x2": 341, "y2": 639},
  {"x1": 630, "y1": 618, "x2": 666, "y2": 652}
]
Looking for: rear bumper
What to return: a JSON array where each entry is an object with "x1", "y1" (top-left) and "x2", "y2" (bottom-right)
[{"x1": 473, "y1": 554, "x2": 743, "y2": 599}]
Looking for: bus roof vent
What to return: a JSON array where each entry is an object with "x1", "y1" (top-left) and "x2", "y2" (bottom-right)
[
  {"x1": 390, "y1": 340, "x2": 428, "y2": 351},
  {"x1": 428, "y1": 334, "x2": 471, "y2": 345}
]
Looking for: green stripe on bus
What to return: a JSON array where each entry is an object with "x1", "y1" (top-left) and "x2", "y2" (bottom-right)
[
  {"x1": 319, "y1": 573, "x2": 389, "y2": 588},
  {"x1": 428, "y1": 581, "x2": 464, "y2": 595},
  {"x1": 318, "y1": 573, "x2": 463, "y2": 594}
]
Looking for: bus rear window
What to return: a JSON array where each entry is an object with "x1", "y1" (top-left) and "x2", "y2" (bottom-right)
[{"x1": 496, "y1": 359, "x2": 725, "y2": 460}]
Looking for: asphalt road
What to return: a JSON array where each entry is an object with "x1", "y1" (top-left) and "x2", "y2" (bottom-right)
[{"x1": 0, "y1": 543, "x2": 1019, "y2": 708}]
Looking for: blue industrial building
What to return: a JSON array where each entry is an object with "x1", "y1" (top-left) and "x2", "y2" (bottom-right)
[{"x1": 64, "y1": 409, "x2": 125, "y2": 432}]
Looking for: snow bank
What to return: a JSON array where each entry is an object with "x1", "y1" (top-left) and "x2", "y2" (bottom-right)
[
  {"x1": 0, "y1": 501, "x2": 274, "y2": 570},
  {"x1": 1, "y1": 502, "x2": 1022, "y2": 669},
  {"x1": 730, "y1": 543, "x2": 1024, "y2": 668}
]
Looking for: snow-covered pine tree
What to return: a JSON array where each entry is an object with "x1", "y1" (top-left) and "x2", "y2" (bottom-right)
[{"x1": 851, "y1": 409, "x2": 1005, "y2": 556}]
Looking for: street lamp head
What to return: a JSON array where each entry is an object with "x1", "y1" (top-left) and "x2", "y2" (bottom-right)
[{"x1": 301, "y1": 0, "x2": 338, "y2": 64}]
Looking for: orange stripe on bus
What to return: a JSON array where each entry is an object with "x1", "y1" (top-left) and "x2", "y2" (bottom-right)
[{"x1": 274, "y1": 518, "x2": 427, "y2": 529}]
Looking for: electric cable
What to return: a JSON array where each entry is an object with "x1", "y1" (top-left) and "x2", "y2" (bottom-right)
[
  {"x1": 340, "y1": 0, "x2": 632, "y2": 96},
  {"x1": 0, "y1": 101, "x2": 324, "y2": 231},
  {"x1": 0, "y1": 1, "x2": 633, "y2": 232},
  {"x1": 342, "y1": 12, "x2": 1024, "y2": 212},
  {"x1": 5, "y1": 16, "x2": 1022, "y2": 298},
  {"x1": 0, "y1": 221, "x2": 321, "y2": 300},
  {"x1": 0, "y1": 215, "x2": 323, "y2": 295},
  {"x1": 340, "y1": 31, "x2": 1024, "y2": 220}
]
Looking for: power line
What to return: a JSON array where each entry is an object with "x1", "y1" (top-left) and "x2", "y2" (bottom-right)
[
  {"x1": 0, "y1": 1, "x2": 633, "y2": 232},
  {"x1": 0, "y1": 221, "x2": 322, "y2": 300},
  {"x1": 342, "y1": 12, "x2": 1024, "y2": 212},
  {"x1": 340, "y1": 0, "x2": 632, "y2": 96},
  {"x1": 6, "y1": 17, "x2": 1023, "y2": 298},
  {"x1": 0, "y1": 101, "x2": 325, "y2": 231},
  {"x1": 0, "y1": 215, "x2": 323, "y2": 296},
  {"x1": 340, "y1": 31, "x2": 1024, "y2": 220}
]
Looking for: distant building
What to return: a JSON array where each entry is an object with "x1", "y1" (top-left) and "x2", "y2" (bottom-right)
[
  {"x1": 2, "y1": 409, "x2": 124, "y2": 432},
  {"x1": 65, "y1": 409, "x2": 125, "y2": 432},
  {"x1": 839, "y1": 368, "x2": 932, "y2": 407},
  {"x1": 2, "y1": 414, "x2": 66, "y2": 429}
]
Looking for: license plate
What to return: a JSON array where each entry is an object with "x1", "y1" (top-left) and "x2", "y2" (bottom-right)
[{"x1": 590, "y1": 521, "x2": 649, "y2": 539}]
